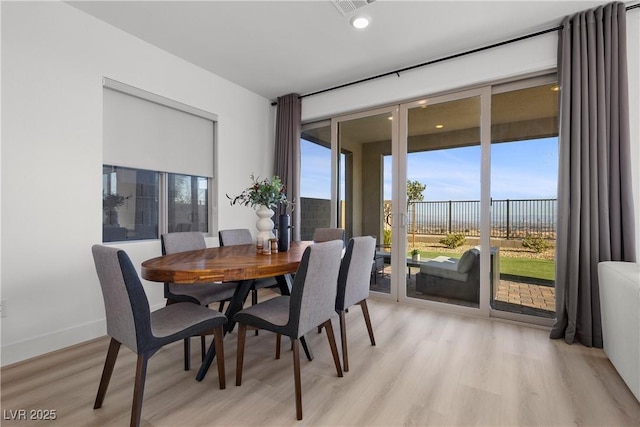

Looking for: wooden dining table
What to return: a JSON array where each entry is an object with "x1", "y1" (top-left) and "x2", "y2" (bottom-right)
[{"x1": 141, "y1": 240, "x2": 314, "y2": 381}]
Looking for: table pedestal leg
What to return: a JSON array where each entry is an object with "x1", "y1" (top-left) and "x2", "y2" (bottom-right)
[
  {"x1": 275, "y1": 274, "x2": 293, "y2": 295},
  {"x1": 300, "y1": 336, "x2": 314, "y2": 361},
  {"x1": 196, "y1": 279, "x2": 253, "y2": 382}
]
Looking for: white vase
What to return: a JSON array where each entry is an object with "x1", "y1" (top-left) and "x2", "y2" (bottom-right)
[{"x1": 255, "y1": 204, "x2": 275, "y2": 242}]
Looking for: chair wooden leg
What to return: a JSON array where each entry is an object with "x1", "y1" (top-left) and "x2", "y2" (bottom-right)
[
  {"x1": 236, "y1": 323, "x2": 247, "y2": 386},
  {"x1": 292, "y1": 339, "x2": 303, "y2": 420},
  {"x1": 183, "y1": 338, "x2": 190, "y2": 371},
  {"x1": 94, "y1": 338, "x2": 121, "y2": 410},
  {"x1": 213, "y1": 325, "x2": 226, "y2": 389},
  {"x1": 359, "y1": 299, "x2": 376, "y2": 346},
  {"x1": 131, "y1": 353, "x2": 150, "y2": 427},
  {"x1": 275, "y1": 333, "x2": 282, "y2": 359},
  {"x1": 322, "y1": 320, "x2": 343, "y2": 378},
  {"x1": 338, "y1": 310, "x2": 349, "y2": 372}
]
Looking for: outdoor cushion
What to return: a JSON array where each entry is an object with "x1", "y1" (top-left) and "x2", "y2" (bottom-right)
[
  {"x1": 420, "y1": 257, "x2": 469, "y2": 282},
  {"x1": 457, "y1": 248, "x2": 480, "y2": 273}
]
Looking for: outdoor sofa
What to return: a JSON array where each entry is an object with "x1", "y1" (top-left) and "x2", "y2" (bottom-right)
[{"x1": 416, "y1": 247, "x2": 480, "y2": 303}]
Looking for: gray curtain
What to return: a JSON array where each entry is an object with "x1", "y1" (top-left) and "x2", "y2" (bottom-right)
[
  {"x1": 274, "y1": 93, "x2": 302, "y2": 241},
  {"x1": 551, "y1": 2, "x2": 636, "y2": 347}
]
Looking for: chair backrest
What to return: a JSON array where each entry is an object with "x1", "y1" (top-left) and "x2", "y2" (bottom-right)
[
  {"x1": 160, "y1": 232, "x2": 208, "y2": 298},
  {"x1": 312, "y1": 228, "x2": 346, "y2": 246},
  {"x1": 336, "y1": 236, "x2": 376, "y2": 310},
  {"x1": 218, "y1": 228, "x2": 253, "y2": 246},
  {"x1": 287, "y1": 240, "x2": 343, "y2": 338},
  {"x1": 92, "y1": 245, "x2": 151, "y2": 354},
  {"x1": 161, "y1": 231, "x2": 207, "y2": 255}
]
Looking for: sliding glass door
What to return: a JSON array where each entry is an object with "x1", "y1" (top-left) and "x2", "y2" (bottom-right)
[
  {"x1": 331, "y1": 91, "x2": 491, "y2": 312},
  {"x1": 300, "y1": 122, "x2": 332, "y2": 240},
  {"x1": 307, "y1": 74, "x2": 558, "y2": 324},
  {"x1": 490, "y1": 77, "x2": 558, "y2": 325},
  {"x1": 398, "y1": 89, "x2": 490, "y2": 314},
  {"x1": 333, "y1": 107, "x2": 398, "y2": 301}
]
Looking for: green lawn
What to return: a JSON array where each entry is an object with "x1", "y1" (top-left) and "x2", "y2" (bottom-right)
[
  {"x1": 413, "y1": 250, "x2": 555, "y2": 282},
  {"x1": 499, "y1": 256, "x2": 555, "y2": 281}
]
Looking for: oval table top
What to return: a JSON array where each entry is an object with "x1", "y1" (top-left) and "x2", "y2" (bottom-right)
[{"x1": 141, "y1": 240, "x2": 314, "y2": 284}]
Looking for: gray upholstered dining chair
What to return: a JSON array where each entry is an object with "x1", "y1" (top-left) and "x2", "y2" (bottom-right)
[
  {"x1": 336, "y1": 236, "x2": 377, "y2": 372},
  {"x1": 312, "y1": 227, "x2": 346, "y2": 334},
  {"x1": 161, "y1": 231, "x2": 236, "y2": 370},
  {"x1": 218, "y1": 228, "x2": 277, "y2": 306},
  {"x1": 217, "y1": 228, "x2": 254, "y2": 246},
  {"x1": 91, "y1": 245, "x2": 227, "y2": 427},
  {"x1": 234, "y1": 240, "x2": 344, "y2": 420},
  {"x1": 312, "y1": 227, "x2": 346, "y2": 247}
]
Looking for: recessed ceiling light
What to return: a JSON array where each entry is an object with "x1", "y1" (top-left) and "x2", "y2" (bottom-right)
[
  {"x1": 351, "y1": 15, "x2": 370, "y2": 29},
  {"x1": 435, "y1": 124, "x2": 444, "y2": 129}
]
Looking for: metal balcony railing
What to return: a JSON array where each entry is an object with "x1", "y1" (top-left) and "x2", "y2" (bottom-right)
[{"x1": 405, "y1": 198, "x2": 557, "y2": 239}]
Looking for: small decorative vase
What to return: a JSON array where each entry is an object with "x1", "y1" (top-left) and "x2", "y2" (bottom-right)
[
  {"x1": 412, "y1": 253, "x2": 420, "y2": 262},
  {"x1": 255, "y1": 204, "x2": 275, "y2": 242}
]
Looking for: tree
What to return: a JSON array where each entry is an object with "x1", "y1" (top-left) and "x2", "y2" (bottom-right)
[
  {"x1": 407, "y1": 180, "x2": 426, "y2": 207},
  {"x1": 407, "y1": 180, "x2": 426, "y2": 247}
]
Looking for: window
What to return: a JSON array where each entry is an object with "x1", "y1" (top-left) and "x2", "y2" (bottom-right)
[
  {"x1": 102, "y1": 165, "x2": 159, "y2": 242},
  {"x1": 102, "y1": 167, "x2": 211, "y2": 242},
  {"x1": 102, "y1": 78, "x2": 216, "y2": 242},
  {"x1": 168, "y1": 173, "x2": 209, "y2": 233}
]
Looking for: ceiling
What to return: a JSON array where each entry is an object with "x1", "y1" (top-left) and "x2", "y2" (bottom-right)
[
  {"x1": 67, "y1": 0, "x2": 615, "y2": 101},
  {"x1": 304, "y1": 83, "x2": 558, "y2": 149}
]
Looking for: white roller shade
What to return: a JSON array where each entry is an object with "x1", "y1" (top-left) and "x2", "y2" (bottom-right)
[{"x1": 103, "y1": 80, "x2": 215, "y2": 178}]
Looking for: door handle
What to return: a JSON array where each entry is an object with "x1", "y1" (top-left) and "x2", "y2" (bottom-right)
[
  {"x1": 399, "y1": 213, "x2": 408, "y2": 228},
  {"x1": 387, "y1": 213, "x2": 408, "y2": 227}
]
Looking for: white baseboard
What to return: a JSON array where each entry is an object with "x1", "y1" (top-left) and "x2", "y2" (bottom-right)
[
  {"x1": 1, "y1": 302, "x2": 165, "y2": 367},
  {"x1": 1, "y1": 319, "x2": 106, "y2": 367}
]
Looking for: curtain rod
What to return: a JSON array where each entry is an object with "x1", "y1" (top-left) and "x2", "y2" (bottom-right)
[{"x1": 271, "y1": 2, "x2": 639, "y2": 105}]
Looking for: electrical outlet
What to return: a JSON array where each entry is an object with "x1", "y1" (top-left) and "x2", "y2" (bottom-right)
[{"x1": 0, "y1": 299, "x2": 6, "y2": 318}]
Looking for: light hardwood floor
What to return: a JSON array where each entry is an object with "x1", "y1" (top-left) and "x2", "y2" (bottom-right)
[{"x1": 2, "y1": 294, "x2": 639, "y2": 426}]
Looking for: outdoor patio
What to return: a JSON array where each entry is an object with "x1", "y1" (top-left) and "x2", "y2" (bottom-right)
[{"x1": 371, "y1": 267, "x2": 556, "y2": 318}]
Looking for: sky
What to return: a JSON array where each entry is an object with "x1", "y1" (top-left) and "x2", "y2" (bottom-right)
[{"x1": 301, "y1": 137, "x2": 558, "y2": 201}]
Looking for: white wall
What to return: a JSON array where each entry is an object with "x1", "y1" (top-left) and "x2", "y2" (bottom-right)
[
  {"x1": 301, "y1": 33, "x2": 558, "y2": 121},
  {"x1": 1, "y1": 1, "x2": 275, "y2": 365},
  {"x1": 302, "y1": 15, "x2": 640, "y2": 254}
]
